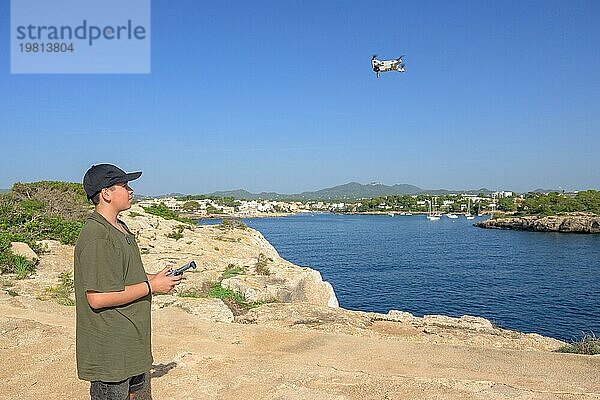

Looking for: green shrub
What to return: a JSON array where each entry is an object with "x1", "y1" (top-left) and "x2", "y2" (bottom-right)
[
  {"x1": 20, "y1": 199, "x2": 46, "y2": 213},
  {"x1": 43, "y1": 217, "x2": 83, "y2": 245},
  {"x1": 10, "y1": 181, "x2": 90, "y2": 221},
  {"x1": 0, "y1": 251, "x2": 37, "y2": 278},
  {"x1": 13, "y1": 256, "x2": 36, "y2": 279},
  {"x1": 207, "y1": 282, "x2": 271, "y2": 312},
  {"x1": 166, "y1": 231, "x2": 183, "y2": 241},
  {"x1": 0, "y1": 232, "x2": 12, "y2": 253},
  {"x1": 0, "y1": 251, "x2": 15, "y2": 275},
  {"x1": 44, "y1": 271, "x2": 75, "y2": 306},
  {"x1": 208, "y1": 282, "x2": 247, "y2": 304},
  {"x1": 166, "y1": 226, "x2": 185, "y2": 241},
  {"x1": 60, "y1": 221, "x2": 83, "y2": 244},
  {"x1": 558, "y1": 333, "x2": 600, "y2": 355},
  {"x1": 0, "y1": 182, "x2": 90, "y2": 276},
  {"x1": 218, "y1": 219, "x2": 247, "y2": 230},
  {"x1": 222, "y1": 264, "x2": 245, "y2": 279}
]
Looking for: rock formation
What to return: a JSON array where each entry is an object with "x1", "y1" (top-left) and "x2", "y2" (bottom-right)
[
  {"x1": 475, "y1": 213, "x2": 600, "y2": 233},
  {"x1": 10, "y1": 242, "x2": 39, "y2": 262},
  {"x1": 121, "y1": 205, "x2": 339, "y2": 308}
]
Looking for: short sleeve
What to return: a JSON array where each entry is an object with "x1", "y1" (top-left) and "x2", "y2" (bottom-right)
[{"x1": 78, "y1": 238, "x2": 125, "y2": 293}]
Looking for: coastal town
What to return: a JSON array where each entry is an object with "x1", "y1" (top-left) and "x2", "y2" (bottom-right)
[{"x1": 136, "y1": 191, "x2": 520, "y2": 219}]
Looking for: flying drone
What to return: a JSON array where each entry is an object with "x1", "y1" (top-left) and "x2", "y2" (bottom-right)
[{"x1": 371, "y1": 54, "x2": 405, "y2": 78}]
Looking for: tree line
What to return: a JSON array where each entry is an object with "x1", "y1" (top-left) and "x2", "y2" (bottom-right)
[{"x1": 500, "y1": 191, "x2": 600, "y2": 215}]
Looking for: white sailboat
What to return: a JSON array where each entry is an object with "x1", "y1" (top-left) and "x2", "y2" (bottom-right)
[
  {"x1": 476, "y1": 202, "x2": 484, "y2": 217},
  {"x1": 465, "y1": 199, "x2": 475, "y2": 220},
  {"x1": 446, "y1": 213, "x2": 458, "y2": 219},
  {"x1": 427, "y1": 198, "x2": 440, "y2": 220}
]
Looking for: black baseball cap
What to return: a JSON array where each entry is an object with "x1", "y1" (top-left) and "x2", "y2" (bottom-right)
[{"x1": 83, "y1": 164, "x2": 142, "y2": 199}]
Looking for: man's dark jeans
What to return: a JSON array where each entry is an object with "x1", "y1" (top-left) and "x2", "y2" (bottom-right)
[{"x1": 90, "y1": 373, "x2": 146, "y2": 400}]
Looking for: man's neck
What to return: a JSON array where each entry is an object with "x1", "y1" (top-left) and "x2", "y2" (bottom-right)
[{"x1": 95, "y1": 204, "x2": 120, "y2": 225}]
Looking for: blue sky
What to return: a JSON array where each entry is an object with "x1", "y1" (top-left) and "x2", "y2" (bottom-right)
[{"x1": 1, "y1": 0, "x2": 599, "y2": 195}]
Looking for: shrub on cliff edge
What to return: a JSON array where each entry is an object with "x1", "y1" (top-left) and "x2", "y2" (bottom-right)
[{"x1": 558, "y1": 333, "x2": 600, "y2": 355}]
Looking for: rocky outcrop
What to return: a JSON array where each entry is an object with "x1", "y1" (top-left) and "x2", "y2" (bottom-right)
[
  {"x1": 221, "y1": 268, "x2": 338, "y2": 306},
  {"x1": 120, "y1": 206, "x2": 339, "y2": 308},
  {"x1": 475, "y1": 213, "x2": 600, "y2": 233},
  {"x1": 237, "y1": 303, "x2": 564, "y2": 351},
  {"x1": 10, "y1": 242, "x2": 39, "y2": 262}
]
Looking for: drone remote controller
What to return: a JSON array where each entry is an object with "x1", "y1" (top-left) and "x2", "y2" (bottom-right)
[{"x1": 167, "y1": 260, "x2": 197, "y2": 276}]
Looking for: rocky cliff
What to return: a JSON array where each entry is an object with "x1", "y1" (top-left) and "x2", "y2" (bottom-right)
[
  {"x1": 4, "y1": 205, "x2": 571, "y2": 349},
  {"x1": 122, "y1": 206, "x2": 339, "y2": 308},
  {"x1": 475, "y1": 213, "x2": 600, "y2": 233}
]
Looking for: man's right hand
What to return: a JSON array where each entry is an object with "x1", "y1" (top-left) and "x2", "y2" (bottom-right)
[{"x1": 149, "y1": 266, "x2": 182, "y2": 294}]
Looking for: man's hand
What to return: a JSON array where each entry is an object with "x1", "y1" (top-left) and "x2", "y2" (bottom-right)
[{"x1": 149, "y1": 265, "x2": 182, "y2": 294}]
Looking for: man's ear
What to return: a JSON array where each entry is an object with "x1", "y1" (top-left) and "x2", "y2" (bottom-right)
[{"x1": 100, "y1": 188, "x2": 112, "y2": 203}]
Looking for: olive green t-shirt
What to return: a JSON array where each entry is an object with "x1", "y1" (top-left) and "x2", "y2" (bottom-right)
[{"x1": 74, "y1": 211, "x2": 152, "y2": 382}]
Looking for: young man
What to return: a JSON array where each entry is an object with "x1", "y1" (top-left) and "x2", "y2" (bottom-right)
[{"x1": 74, "y1": 164, "x2": 181, "y2": 399}]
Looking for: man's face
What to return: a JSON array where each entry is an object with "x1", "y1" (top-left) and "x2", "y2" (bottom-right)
[{"x1": 108, "y1": 182, "x2": 134, "y2": 211}]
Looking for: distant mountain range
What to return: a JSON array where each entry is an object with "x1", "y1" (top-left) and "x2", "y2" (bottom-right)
[
  {"x1": 0, "y1": 189, "x2": 9, "y2": 194},
  {"x1": 204, "y1": 182, "x2": 494, "y2": 201}
]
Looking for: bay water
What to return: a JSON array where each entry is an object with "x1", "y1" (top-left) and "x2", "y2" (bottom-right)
[{"x1": 201, "y1": 213, "x2": 600, "y2": 341}]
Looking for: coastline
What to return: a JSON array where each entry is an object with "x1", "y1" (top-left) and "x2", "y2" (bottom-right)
[
  {"x1": 187, "y1": 210, "x2": 493, "y2": 220},
  {"x1": 183, "y1": 211, "x2": 296, "y2": 220}
]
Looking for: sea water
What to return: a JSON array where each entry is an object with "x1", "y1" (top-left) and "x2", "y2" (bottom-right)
[{"x1": 201, "y1": 213, "x2": 600, "y2": 341}]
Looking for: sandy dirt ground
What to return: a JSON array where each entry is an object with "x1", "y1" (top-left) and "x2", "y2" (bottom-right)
[{"x1": 1, "y1": 295, "x2": 599, "y2": 400}]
